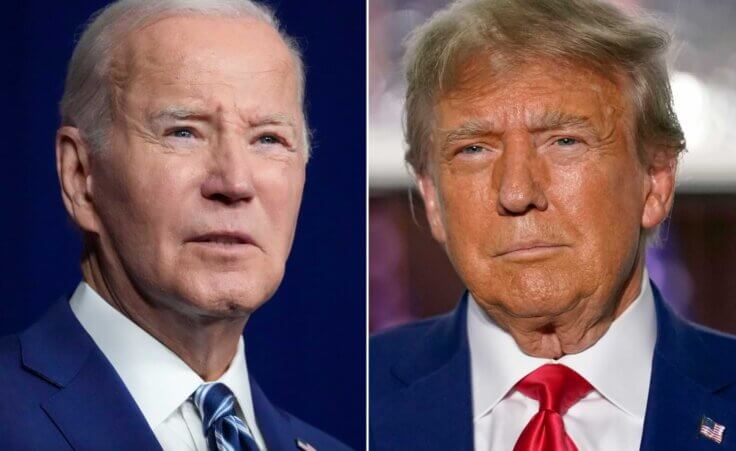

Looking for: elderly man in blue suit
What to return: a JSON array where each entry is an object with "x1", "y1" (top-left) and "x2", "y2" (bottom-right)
[
  {"x1": 371, "y1": 0, "x2": 736, "y2": 450},
  {"x1": 0, "y1": 1, "x2": 351, "y2": 450}
]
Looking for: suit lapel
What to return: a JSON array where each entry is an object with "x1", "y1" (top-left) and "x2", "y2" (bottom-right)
[
  {"x1": 375, "y1": 286, "x2": 736, "y2": 451},
  {"x1": 20, "y1": 298, "x2": 161, "y2": 451},
  {"x1": 641, "y1": 285, "x2": 736, "y2": 450},
  {"x1": 641, "y1": 354, "x2": 736, "y2": 450},
  {"x1": 41, "y1": 348, "x2": 162, "y2": 451},
  {"x1": 372, "y1": 294, "x2": 473, "y2": 451},
  {"x1": 250, "y1": 378, "x2": 302, "y2": 451}
]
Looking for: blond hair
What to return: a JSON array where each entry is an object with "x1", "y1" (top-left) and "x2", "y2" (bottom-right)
[{"x1": 403, "y1": 0, "x2": 685, "y2": 175}]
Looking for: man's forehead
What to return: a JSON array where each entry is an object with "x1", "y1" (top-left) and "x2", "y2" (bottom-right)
[
  {"x1": 434, "y1": 60, "x2": 628, "y2": 129},
  {"x1": 445, "y1": 55, "x2": 622, "y2": 100},
  {"x1": 108, "y1": 14, "x2": 302, "y2": 123},
  {"x1": 112, "y1": 15, "x2": 295, "y2": 86}
]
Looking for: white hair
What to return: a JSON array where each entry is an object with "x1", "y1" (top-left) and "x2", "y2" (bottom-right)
[{"x1": 60, "y1": 0, "x2": 310, "y2": 156}]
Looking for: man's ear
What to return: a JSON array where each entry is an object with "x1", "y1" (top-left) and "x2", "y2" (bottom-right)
[
  {"x1": 641, "y1": 150, "x2": 677, "y2": 231},
  {"x1": 56, "y1": 126, "x2": 100, "y2": 234},
  {"x1": 417, "y1": 174, "x2": 447, "y2": 244}
]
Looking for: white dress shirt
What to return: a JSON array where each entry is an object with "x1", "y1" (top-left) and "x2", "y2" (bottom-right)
[
  {"x1": 69, "y1": 282, "x2": 267, "y2": 451},
  {"x1": 468, "y1": 271, "x2": 657, "y2": 451}
]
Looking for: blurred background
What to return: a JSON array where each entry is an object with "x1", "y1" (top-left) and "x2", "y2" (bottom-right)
[
  {"x1": 370, "y1": 0, "x2": 736, "y2": 334},
  {"x1": 0, "y1": 1, "x2": 365, "y2": 449}
]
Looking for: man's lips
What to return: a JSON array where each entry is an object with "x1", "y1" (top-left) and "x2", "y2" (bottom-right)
[
  {"x1": 188, "y1": 231, "x2": 256, "y2": 246},
  {"x1": 494, "y1": 242, "x2": 567, "y2": 257}
]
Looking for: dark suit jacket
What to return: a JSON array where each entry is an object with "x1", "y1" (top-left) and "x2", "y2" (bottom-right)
[
  {"x1": 370, "y1": 284, "x2": 736, "y2": 450},
  {"x1": 0, "y1": 297, "x2": 352, "y2": 451}
]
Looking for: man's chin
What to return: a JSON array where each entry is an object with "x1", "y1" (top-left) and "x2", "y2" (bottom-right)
[
  {"x1": 181, "y1": 296, "x2": 264, "y2": 319},
  {"x1": 474, "y1": 287, "x2": 583, "y2": 322},
  {"x1": 154, "y1": 264, "x2": 284, "y2": 315},
  {"x1": 166, "y1": 280, "x2": 276, "y2": 318}
]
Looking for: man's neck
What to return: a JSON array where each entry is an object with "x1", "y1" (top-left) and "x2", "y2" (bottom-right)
[{"x1": 80, "y1": 250, "x2": 247, "y2": 381}]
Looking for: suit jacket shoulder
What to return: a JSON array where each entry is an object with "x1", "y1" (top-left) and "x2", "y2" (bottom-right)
[
  {"x1": 370, "y1": 288, "x2": 736, "y2": 451},
  {"x1": 370, "y1": 314, "x2": 452, "y2": 398},
  {"x1": 696, "y1": 326, "x2": 736, "y2": 404},
  {"x1": 690, "y1": 321, "x2": 736, "y2": 377},
  {"x1": 0, "y1": 299, "x2": 166, "y2": 451},
  {"x1": 0, "y1": 297, "x2": 355, "y2": 451},
  {"x1": 270, "y1": 403, "x2": 354, "y2": 451},
  {"x1": 249, "y1": 378, "x2": 354, "y2": 451},
  {"x1": 639, "y1": 287, "x2": 736, "y2": 449},
  {"x1": 0, "y1": 333, "x2": 67, "y2": 450},
  {"x1": 369, "y1": 297, "x2": 474, "y2": 451}
]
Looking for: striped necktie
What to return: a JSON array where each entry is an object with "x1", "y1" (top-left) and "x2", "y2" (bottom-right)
[{"x1": 192, "y1": 382, "x2": 261, "y2": 451}]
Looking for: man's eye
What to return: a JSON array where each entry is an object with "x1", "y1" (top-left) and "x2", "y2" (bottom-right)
[
  {"x1": 556, "y1": 137, "x2": 579, "y2": 146},
  {"x1": 461, "y1": 145, "x2": 485, "y2": 154},
  {"x1": 168, "y1": 128, "x2": 195, "y2": 139},
  {"x1": 258, "y1": 135, "x2": 282, "y2": 145}
]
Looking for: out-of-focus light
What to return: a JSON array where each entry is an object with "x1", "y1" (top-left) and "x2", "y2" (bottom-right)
[{"x1": 670, "y1": 71, "x2": 707, "y2": 151}]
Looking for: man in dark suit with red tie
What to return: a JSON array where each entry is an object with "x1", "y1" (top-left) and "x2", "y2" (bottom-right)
[{"x1": 370, "y1": 0, "x2": 736, "y2": 449}]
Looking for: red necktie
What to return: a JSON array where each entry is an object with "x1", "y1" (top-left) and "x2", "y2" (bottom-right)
[{"x1": 513, "y1": 364, "x2": 593, "y2": 451}]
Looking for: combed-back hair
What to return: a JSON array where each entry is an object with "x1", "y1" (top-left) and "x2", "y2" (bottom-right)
[{"x1": 403, "y1": 0, "x2": 685, "y2": 175}]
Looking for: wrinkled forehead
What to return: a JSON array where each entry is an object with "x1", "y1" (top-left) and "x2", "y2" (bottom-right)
[
  {"x1": 109, "y1": 15, "x2": 301, "y2": 115},
  {"x1": 434, "y1": 55, "x2": 634, "y2": 132}
]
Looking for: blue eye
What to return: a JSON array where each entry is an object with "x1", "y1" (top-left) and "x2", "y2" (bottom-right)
[
  {"x1": 556, "y1": 137, "x2": 579, "y2": 146},
  {"x1": 258, "y1": 135, "x2": 281, "y2": 145},
  {"x1": 461, "y1": 145, "x2": 485, "y2": 154},
  {"x1": 169, "y1": 128, "x2": 195, "y2": 139}
]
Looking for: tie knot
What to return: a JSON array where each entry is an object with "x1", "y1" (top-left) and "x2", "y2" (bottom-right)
[
  {"x1": 515, "y1": 364, "x2": 592, "y2": 415},
  {"x1": 192, "y1": 382, "x2": 237, "y2": 432}
]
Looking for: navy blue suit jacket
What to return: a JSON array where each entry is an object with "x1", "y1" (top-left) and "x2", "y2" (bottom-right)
[
  {"x1": 0, "y1": 297, "x2": 352, "y2": 451},
  {"x1": 370, "y1": 285, "x2": 736, "y2": 450}
]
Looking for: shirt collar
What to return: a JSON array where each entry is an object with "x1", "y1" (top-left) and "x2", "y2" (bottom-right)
[
  {"x1": 467, "y1": 269, "x2": 657, "y2": 421},
  {"x1": 69, "y1": 281, "x2": 257, "y2": 432}
]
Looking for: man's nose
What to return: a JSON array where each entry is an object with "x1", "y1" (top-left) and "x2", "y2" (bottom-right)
[
  {"x1": 201, "y1": 136, "x2": 255, "y2": 204},
  {"x1": 493, "y1": 138, "x2": 548, "y2": 215}
]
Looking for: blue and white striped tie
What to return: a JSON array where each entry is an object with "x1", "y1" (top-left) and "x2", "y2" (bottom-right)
[{"x1": 192, "y1": 382, "x2": 261, "y2": 451}]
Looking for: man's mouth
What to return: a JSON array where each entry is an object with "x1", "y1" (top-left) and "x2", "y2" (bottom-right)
[
  {"x1": 495, "y1": 241, "x2": 568, "y2": 258},
  {"x1": 189, "y1": 231, "x2": 256, "y2": 247}
]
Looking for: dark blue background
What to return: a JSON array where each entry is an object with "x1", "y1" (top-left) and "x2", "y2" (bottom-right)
[{"x1": 0, "y1": 1, "x2": 365, "y2": 449}]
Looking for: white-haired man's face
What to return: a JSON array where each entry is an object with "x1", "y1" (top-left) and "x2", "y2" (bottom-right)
[{"x1": 72, "y1": 15, "x2": 306, "y2": 318}]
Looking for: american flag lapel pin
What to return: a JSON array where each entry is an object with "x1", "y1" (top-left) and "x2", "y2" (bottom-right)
[
  {"x1": 296, "y1": 438, "x2": 317, "y2": 451},
  {"x1": 700, "y1": 415, "x2": 726, "y2": 444}
]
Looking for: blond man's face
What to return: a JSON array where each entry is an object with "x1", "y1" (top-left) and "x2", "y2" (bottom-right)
[{"x1": 419, "y1": 59, "x2": 668, "y2": 322}]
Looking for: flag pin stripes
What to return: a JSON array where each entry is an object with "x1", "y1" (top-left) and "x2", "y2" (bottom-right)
[{"x1": 700, "y1": 416, "x2": 726, "y2": 444}]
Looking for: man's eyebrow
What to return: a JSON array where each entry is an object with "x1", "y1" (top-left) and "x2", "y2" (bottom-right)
[
  {"x1": 441, "y1": 118, "x2": 497, "y2": 148},
  {"x1": 440, "y1": 112, "x2": 596, "y2": 146},
  {"x1": 526, "y1": 110, "x2": 593, "y2": 132},
  {"x1": 148, "y1": 108, "x2": 298, "y2": 134},
  {"x1": 148, "y1": 106, "x2": 211, "y2": 122},
  {"x1": 248, "y1": 113, "x2": 296, "y2": 129}
]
